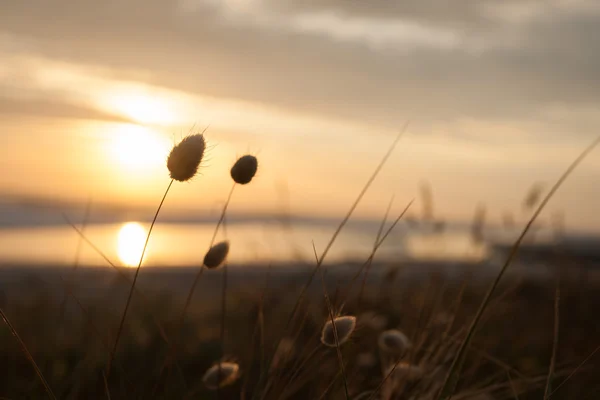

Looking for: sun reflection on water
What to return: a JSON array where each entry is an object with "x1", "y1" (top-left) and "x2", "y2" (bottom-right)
[{"x1": 117, "y1": 222, "x2": 147, "y2": 267}]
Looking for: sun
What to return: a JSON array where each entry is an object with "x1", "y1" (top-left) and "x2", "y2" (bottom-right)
[
  {"x1": 117, "y1": 222, "x2": 147, "y2": 267},
  {"x1": 110, "y1": 124, "x2": 171, "y2": 171}
]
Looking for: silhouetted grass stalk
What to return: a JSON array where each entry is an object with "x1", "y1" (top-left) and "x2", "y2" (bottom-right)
[
  {"x1": 59, "y1": 198, "x2": 92, "y2": 324},
  {"x1": 217, "y1": 213, "x2": 231, "y2": 400},
  {"x1": 544, "y1": 277, "x2": 560, "y2": 399},
  {"x1": 343, "y1": 199, "x2": 414, "y2": 300},
  {"x1": 287, "y1": 125, "x2": 408, "y2": 326},
  {"x1": 179, "y1": 183, "x2": 235, "y2": 329},
  {"x1": 358, "y1": 195, "x2": 394, "y2": 306},
  {"x1": 64, "y1": 215, "x2": 171, "y2": 344},
  {"x1": 547, "y1": 344, "x2": 600, "y2": 398},
  {"x1": 437, "y1": 135, "x2": 600, "y2": 400},
  {"x1": 153, "y1": 183, "x2": 236, "y2": 395},
  {"x1": 256, "y1": 124, "x2": 409, "y2": 400},
  {"x1": 217, "y1": 262, "x2": 229, "y2": 400},
  {"x1": 313, "y1": 242, "x2": 350, "y2": 399},
  {"x1": 107, "y1": 178, "x2": 174, "y2": 377},
  {"x1": 0, "y1": 307, "x2": 56, "y2": 400},
  {"x1": 56, "y1": 273, "x2": 135, "y2": 392}
]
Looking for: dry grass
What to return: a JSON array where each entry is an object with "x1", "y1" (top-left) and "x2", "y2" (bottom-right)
[{"x1": 0, "y1": 264, "x2": 598, "y2": 399}]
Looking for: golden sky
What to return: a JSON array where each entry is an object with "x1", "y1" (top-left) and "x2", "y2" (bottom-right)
[{"x1": 1, "y1": 0, "x2": 600, "y2": 231}]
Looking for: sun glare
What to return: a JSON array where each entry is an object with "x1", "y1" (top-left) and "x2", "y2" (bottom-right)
[
  {"x1": 110, "y1": 124, "x2": 171, "y2": 171},
  {"x1": 110, "y1": 93, "x2": 177, "y2": 125},
  {"x1": 117, "y1": 222, "x2": 147, "y2": 267}
]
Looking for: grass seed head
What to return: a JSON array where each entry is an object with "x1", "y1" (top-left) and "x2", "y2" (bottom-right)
[
  {"x1": 387, "y1": 361, "x2": 423, "y2": 381},
  {"x1": 378, "y1": 329, "x2": 411, "y2": 356},
  {"x1": 523, "y1": 182, "x2": 545, "y2": 210},
  {"x1": 356, "y1": 352, "x2": 377, "y2": 369},
  {"x1": 203, "y1": 241, "x2": 230, "y2": 269},
  {"x1": 230, "y1": 155, "x2": 258, "y2": 185},
  {"x1": 167, "y1": 133, "x2": 206, "y2": 182},
  {"x1": 202, "y1": 361, "x2": 240, "y2": 390},
  {"x1": 321, "y1": 315, "x2": 356, "y2": 347},
  {"x1": 359, "y1": 311, "x2": 388, "y2": 330}
]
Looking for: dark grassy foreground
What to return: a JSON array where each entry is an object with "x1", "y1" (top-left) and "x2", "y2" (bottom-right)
[{"x1": 0, "y1": 254, "x2": 599, "y2": 400}]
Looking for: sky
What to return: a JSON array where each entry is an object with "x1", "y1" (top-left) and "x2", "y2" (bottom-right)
[{"x1": 1, "y1": 0, "x2": 600, "y2": 232}]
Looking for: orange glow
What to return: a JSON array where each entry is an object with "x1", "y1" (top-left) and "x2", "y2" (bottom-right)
[{"x1": 109, "y1": 124, "x2": 171, "y2": 172}]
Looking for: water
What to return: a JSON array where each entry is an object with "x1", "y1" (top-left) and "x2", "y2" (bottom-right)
[{"x1": 0, "y1": 220, "x2": 489, "y2": 267}]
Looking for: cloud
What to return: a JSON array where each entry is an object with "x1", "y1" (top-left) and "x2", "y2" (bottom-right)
[
  {"x1": 0, "y1": 0, "x2": 599, "y2": 137},
  {"x1": 0, "y1": 97, "x2": 130, "y2": 122}
]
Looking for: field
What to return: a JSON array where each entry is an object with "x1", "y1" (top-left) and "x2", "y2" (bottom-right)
[{"x1": 0, "y1": 252, "x2": 599, "y2": 399}]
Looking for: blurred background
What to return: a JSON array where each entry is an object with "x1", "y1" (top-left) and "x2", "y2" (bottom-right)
[{"x1": 1, "y1": 0, "x2": 600, "y2": 269}]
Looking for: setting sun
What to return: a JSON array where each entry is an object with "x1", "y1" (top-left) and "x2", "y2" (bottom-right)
[
  {"x1": 117, "y1": 222, "x2": 147, "y2": 267},
  {"x1": 110, "y1": 124, "x2": 171, "y2": 171}
]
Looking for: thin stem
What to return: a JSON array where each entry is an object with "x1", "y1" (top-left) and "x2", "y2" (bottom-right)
[
  {"x1": 437, "y1": 135, "x2": 600, "y2": 400},
  {"x1": 547, "y1": 346, "x2": 600, "y2": 398},
  {"x1": 180, "y1": 182, "x2": 236, "y2": 331},
  {"x1": 102, "y1": 371, "x2": 112, "y2": 400},
  {"x1": 255, "y1": 125, "x2": 409, "y2": 399},
  {"x1": 507, "y1": 371, "x2": 520, "y2": 400},
  {"x1": 0, "y1": 307, "x2": 56, "y2": 400},
  {"x1": 286, "y1": 124, "x2": 408, "y2": 329},
  {"x1": 177, "y1": 183, "x2": 236, "y2": 332},
  {"x1": 367, "y1": 358, "x2": 403, "y2": 400},
  {"x1": 153, "y1": 183, "x2": 236, "y2": 395},
  {"x1": 59, "y1": 197, "x2": 92, "y2": 323},
  {"x1": 107, "y1": 179, "x2": 174, "y2": 377},
  {"x1": 317, "y1": 370, "x2": 342, "y2": 400},
  {"x1": 211, "y1": 183, "x2": 236, "y2": 247},
  {"x1": 343, "y1": 199, "x2": 414, "y2": 298},
  {"x1": 544, "y1": 277, "x2": 560, "y2": 399},
  {"x1": 357, "y1": 195, "x2": 394, "y2": 306},
  {"x1": 217, "y1": 210, "x2": 231, "y2": 400},
  {"x1": 56, "y1": 274, "x2": 135, "y2": 391},
  {"x1": 63, "y1": 215, "x2": 171, "y2": 344},
  {"x1": 217, "y1": 263, "x2": 229, "y2": 400},
  {"x1": 313, "y1": 243, "x2": 350, "y2": 400}
]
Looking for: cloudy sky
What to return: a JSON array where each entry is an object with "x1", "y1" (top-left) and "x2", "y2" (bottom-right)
[{"x1": 1, "y1": 0, "x2": 599, "y2": 231}]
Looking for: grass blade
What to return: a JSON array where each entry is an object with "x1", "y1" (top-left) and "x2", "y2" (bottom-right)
[
  {"x1": 107, "y1": 179, "x2": 174, "y2": 377},
  {"x1": 0, "y1": 307, "x2": 56, "y2": 400},
  {"x1": 437, "y1": 135, "x2": 600, "y2": 400},
  {"x1": 544, "y1": 277, "x2": 560, "y2": 399}
]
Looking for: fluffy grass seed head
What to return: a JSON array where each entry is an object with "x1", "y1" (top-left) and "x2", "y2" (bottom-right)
[
  {"x1": 203, "y1": 241, "x2": 230, "y2": 269},
  {"x1": 202, "y1": 361, "x2": 240, "y2": 390},
  {"x1": 387, "y1": 361, "x2": 423, "y2": 381},
  {"x1": 230, "y1": 154, "x2": 258, "y2": 185},
  {"x1": 321, "y1": 315, "x2": 356, "y2": 347},
  {"x1": 378, "y1": 329, "x2": 412, "y2": 356},
  {"x1": 167, "y1": 133, "x2": 206, "y2": 182}
]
